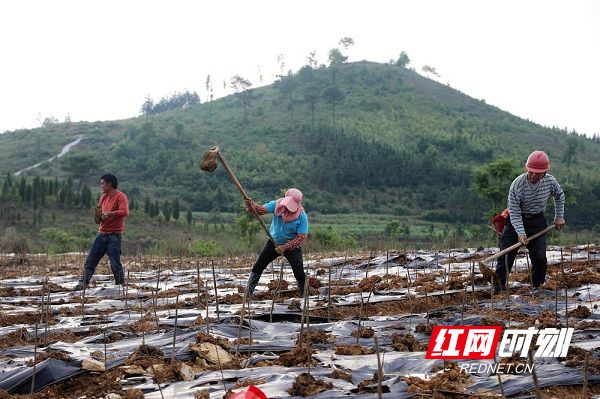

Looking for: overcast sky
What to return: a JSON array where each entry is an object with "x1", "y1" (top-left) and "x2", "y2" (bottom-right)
[{"x1": 1, "y1": 0, "x2": 599, "y2": 137}]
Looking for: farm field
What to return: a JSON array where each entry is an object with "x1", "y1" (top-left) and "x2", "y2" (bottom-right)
[{"x1": 1, "y1": 244, "x2": 600, "y2": 398}]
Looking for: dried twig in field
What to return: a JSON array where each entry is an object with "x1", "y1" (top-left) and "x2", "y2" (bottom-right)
[{"x1": 171, "y1": 291, "x2": 179, "y2": 364}]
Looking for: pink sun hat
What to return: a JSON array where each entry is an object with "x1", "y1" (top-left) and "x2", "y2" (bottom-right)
[{"x1": 279, "y1": 188, "x2": 303, "y2": 212}]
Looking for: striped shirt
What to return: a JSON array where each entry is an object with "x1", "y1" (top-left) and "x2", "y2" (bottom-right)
[{"x1": 507, "y1": 173, "x2": 565, "y2": 236}]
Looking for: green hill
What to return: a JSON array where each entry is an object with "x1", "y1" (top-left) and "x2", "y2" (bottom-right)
[{"x1": 1, "y1": 61, "x2": 600, "y2": 235}]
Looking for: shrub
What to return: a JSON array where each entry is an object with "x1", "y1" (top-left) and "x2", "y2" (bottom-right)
[
  {"x1": 40, "y1": 227, "x2": 83, "y2": 253},
  {"x1": 188, "y1": 240, "x2": 223, "y2": 257},
  {"x1": 310, "y1": 227, "x2": 357, "y2": 250},
  {"x1": 0, "y1": 227, "x2": 30, "y2": 259}
]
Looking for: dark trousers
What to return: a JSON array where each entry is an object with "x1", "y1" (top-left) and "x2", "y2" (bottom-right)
[
  {"x1": 252, "y1": 240, "x2": 306, "y2": 287},
  {"x1": 495, "y1": 214, "x2": 547, "y2": 288},
  {"x1": 83, "y1": 233, "x2": 125, "y2": 285}
]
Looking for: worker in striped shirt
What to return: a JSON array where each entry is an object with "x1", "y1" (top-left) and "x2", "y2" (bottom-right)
[
  {"x1": 244, "y1": 188, "x2": 308, "y2": 296},
  {"x1": 494, "y1": 150, "x2": 565, "y2": 295}
]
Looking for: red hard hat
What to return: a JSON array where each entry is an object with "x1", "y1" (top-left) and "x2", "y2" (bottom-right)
[{"x1": 525, "y1": 150, "x2": 549, "y2": 173}]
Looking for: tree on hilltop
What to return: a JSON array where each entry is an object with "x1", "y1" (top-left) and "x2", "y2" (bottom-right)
[
  {"x1": 230, "y1": 75, "x2": 253, "y2": 121},
  {"x1": 396, "y1": 51, "x2": 410, "y2": 68}
]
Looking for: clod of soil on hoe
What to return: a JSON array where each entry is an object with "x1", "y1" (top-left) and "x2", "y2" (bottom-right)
[{"x1": 199, "y1": 150, "x2": 218, "y2": 172}]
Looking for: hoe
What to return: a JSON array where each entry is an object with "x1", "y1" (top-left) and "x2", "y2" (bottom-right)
[
  {"x1": 200, "y1": 146, "x2": 277, "y2": 246},
  {"x1": 479, "y1": 224, "x2": 555, "y2": 286}
]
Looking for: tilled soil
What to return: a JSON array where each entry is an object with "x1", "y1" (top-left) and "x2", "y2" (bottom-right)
[{"x1": 1, "y1": 249, "x2": 599, "y2": 398}]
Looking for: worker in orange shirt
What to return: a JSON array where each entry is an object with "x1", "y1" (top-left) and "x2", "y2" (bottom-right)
[{"x1": 75, "y1": 174, "x2": 129, "y2": 291}]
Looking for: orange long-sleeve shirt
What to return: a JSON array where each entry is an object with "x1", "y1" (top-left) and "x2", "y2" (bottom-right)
[{"x1": 98, "y1": 191, "x2": 129, "y2": 233}]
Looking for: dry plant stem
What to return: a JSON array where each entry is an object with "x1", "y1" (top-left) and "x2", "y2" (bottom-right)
[
  {"x1": 584, "y1": 352, "x2": 590, "y2": 398},
  {"x1": 442, "y1": 268, "x2": 446, "y2": 309},
  {"x1": 494, "y1": 354, "x2": 505, "y2": 397},
  {"x1": 211, "y1": 334, "x2": 227, "y2": 393},
  {"x1": 104, "y1": 328, "x2": 107, "y2": 369},
  {"x1": 31, "y1": 319, "x2": 39, "y2": 394},
  {"x1": 125, "y1": 271, "x2": 131, "y2": 321},
  {"x1": 211, "y1": 260, "x2": 220, "y2": 323},
  {"x1": 471, "y1": 260, "x2": 477, "y2": 307},
  {"x1": 156, "y1": 262, "x2": 162, "y2": 294},
  {"x1": 588, "y1": 285, "x2": 594, "y2": 315},
  {"x1": 152, "y1": 270, "x2": 160, "y2": 330},
  {"x1": 39, "y1": 276, "x2": 45, "y2": 325},
  {"x1": 406, "y1": 265, "x2": 414, "y2": 329},
  {"x1": 269, "y1": 260, "x2": 285, "y2": 323},
  {"x1": 152, "y1": 272, "x2": 158, "y2": 314},
  {"x1": 528, "y1": 349, "x2": 542, "y2": 398},
  {"x1": 328, "y1": 264, "x2": 332, "y2": 323},
  {"x1": 446, "y1": 254, "x2": 452, "y2": 287},
  {"x1": 205, "y1": 260, "x2": 211, "y2": 334},
  {"x1": 385, "y1": 250, "x2": 389, "y2": 282},
  {"x1": 236, "y1": 285, "x2": 249, "y2": 357},
  {"x1": 171, "y1": 291, "x2": 179, "y2": 364},
  {"x1": 196, "y1": 259, "x2": 201, "y2": 310},
  {"x1": 356, "y1": 293, "x2": 365, "y2": 345},
  {"x1": 425, "y1": 290, "x2": 429, "y2": 324},
  {"x1": 460, "y1": 285, "x2": 467, "y2": 325},
  {"x1": 526, "y1": 255, "x2": 531, "y2": 287},
  {"x1": 504, "y1": 253, "x2": 509, "y2": 291},
  {"x1": 248, "y1": 295, "x2": 253, "y2": 350},
  {"x1": 490, "y1": 284, "x2": 495, "y2": 317},
  {"x1": 304, "y1": 275, "x2": 311, "y2": 332},
  {"x1": 149, "y1": 363, "x2": 165, "y2": 399},
  {"x1": 555, "y1": 271, "x2": 559, "y2": 325},
  {"x1": 374, "y1": 335, "x2": 383, "y2": 399},
  {"x1": 338, "y1": 252, "x2": 347, "y2": 283},
  {"x1": 561, "y1": 262, "x2": 569, "y2": 328},
  {"x1": 40, "y1": 276, "x2": 47, "y2": 346},
  {"x1": 140, "y1": 298, "x2": 145, "y2": 346},
  {"x1": 152, "y1": 288, "x2": 160, "y2": 331},
  {"x1": 44, "y1": 287, "x2": 51, "y2": 346},
  {"x1": 298, "y1": 278, "x2": 310, "y2": 343},
  {"x1": 80, "y1": 270, "x2": 87, "y2": 320}
]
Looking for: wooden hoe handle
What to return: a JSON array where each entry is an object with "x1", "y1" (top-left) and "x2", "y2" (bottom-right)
[
  {"x1": 480, "y1": 224, "x2": 556, "y2": 267},
  {"x1": 210, "y1": 146, "x2": 277, "y2": 246}
]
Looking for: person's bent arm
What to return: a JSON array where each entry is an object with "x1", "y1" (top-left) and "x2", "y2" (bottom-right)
[{"x1": 276, "y1": 234, "x2": 307, "y2": 254}]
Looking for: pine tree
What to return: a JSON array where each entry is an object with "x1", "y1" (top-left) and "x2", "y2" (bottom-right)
[
  {"x1": 162, "y1": 200, "x2": 171, "y2": 222},
  {"x1": 186, "y1": 209, "x2": 193, "y2": 226},
  {"x1": 18, "y1": 176, "x2": 26, "y2": 201},
  {"x1": 144, "y1": 197, "x2": 151, "y2": 215},
  {"x1": 173, "y1": 198, "x2": 180, "y2": 220}
]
